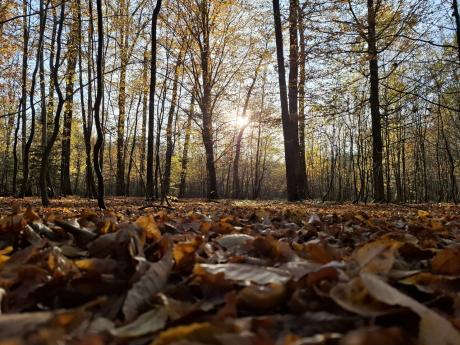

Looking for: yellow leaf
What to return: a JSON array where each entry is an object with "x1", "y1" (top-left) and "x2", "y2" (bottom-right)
[
  {"x1": 151, "y1": 323, "x2": 217, "y2": 345},
  {"x1": 136, "y1": 215, "x2": 161, "y2": 241},
  {"x1": 418, "y1": 210, "x2": 430, "y2": 219}
]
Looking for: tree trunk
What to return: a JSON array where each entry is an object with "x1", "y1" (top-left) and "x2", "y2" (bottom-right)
[
  {"x1": 116, "y1": 0, "x2": 129, "y2": 195},
  {"x1": 273, "y1": 0, "x2": 303, "y2": 201},
  {"x1": 162, "y1": 50, "x2": 183, "y2": 199},
  {"x1": 126, "y1": 97, "x2": 141, "y2": 195},
  {"x1": 93, "y1": 0, "x2": 106, "y2": 209},
  {"x1": 140, "y1": 48, "x2": 149, "y2": 190},
  {"x1": 21, "y1": 0, "x2": 46, "y2": 197},
  {"x1": 146, "y1": 0, "x2": 162, "y2": 199},
  {"x1": 13, "y1": 104, "x2": 20, "y2": 194},
  {"x1": 232, "y1": 53, "x2": 263, "y2": 199},
  {"x1": 79, "y1": 0, "x2": 96, "y2": 198},
  {"x1": 17, "y1": 0, "x2": 28, "y2": 195},
  {"x1": 367, "y1": 0, "x2": 385, "y2": 202},
  {"x1": 179, "y1": 92, "x2": 195, "y2": 198},
  {"x1": 297, "y1": 0, "x2": 308, "y2": 198},
  {"x1": 199, "y1": 0, "x2": 218, "y2": 199},
  {"x1": 61, "y1": 0, "x2": 79, "y2": 195},
  {"x1": 453, "y1": 0, "x2": 460, "y2": 63},
  {"x1": 40, "y1": 1, "x2": 66, "y2": 206}
]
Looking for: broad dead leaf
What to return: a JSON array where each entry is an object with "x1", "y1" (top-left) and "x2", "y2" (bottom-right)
[
  {"x1": 194, "y1": 263, "x2": 292, "y2": 285},
  {"x1": 361, "y1": 273, "x2": 460, "y2": 345},
  {"x1": 123, "y1": 250, "x2": 173, "y2": 321}
]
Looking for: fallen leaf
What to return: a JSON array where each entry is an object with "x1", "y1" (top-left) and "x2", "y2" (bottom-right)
[
  {"x1": 111, "y1": 305, "x2": 168, "y2": 338},
  {"x1": 194, "y1": 263, "x2": 292, "y2": 285},
  {"x1": 361, "y1": 273, "x2": 460, "y2": 345},
  {"x1": 123, "y1": 250, "x2": 173, "y2": 321},
  {"x1": 431, "y1": 247, "x2": 460, "y2": 275},
  {"x1": 136, "y1": 215, "x2": 162, "y2": 241}
]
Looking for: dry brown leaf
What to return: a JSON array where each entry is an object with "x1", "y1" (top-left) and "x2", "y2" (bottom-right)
[
  {"x1": 151, "y1": 322, "x2": 217, "y2": 345},
  {"x1": 136, "y1": 215, "x2": 162, "y2": 241},
  {"x1": 361, "y1": 273, "x2": 460, "y2": 345},
  {"x1": 431, "y1": 247, "x2": 460, "y2": 275},
  {"x1": 194, "y1": 263, "x2": 292, "y2": 285},
  {"x1": 123, "y1": 250, "x2": 173, "y2": 321}
]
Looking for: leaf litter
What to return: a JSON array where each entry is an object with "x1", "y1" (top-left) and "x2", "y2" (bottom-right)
[{"x1": 0, "y1": 196, "x2": 459, "y2": 344}]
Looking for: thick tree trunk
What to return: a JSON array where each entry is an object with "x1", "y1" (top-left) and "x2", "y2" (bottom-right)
[
  {"x1": 367, "y1": 0, "x2": 385, "y2": 202},
  {"x1": 199, "y1": 0, "x2": 218, "y2": 199},
  {"x1": 146, "y1": 0, "x2": 162, "y2": 199},
  {"x1": 273, "y1": 0, "x2": 303, "y2": 201},
  {"x1": 61, "y1": 0, "x2": 79, "y2": 195}
]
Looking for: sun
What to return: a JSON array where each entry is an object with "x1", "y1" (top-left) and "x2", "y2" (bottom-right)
[{"x1": 236, "y1": 116, "x2": 250, "y2": 128}]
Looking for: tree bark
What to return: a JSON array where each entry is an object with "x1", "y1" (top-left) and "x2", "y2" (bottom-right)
[
  {"x1": 116, "y1": 0, "x2": 129, "y2": 195},
  {"x1": 21, "y1": 0, "x2": 46, "y2": 197},
  {"x1": 39, "y1": 1, "x2": 66, "y2": 206},
  {"x1": 60, "y1": 0, "x2": 79, "y2": 195},
  {"x1": 93, "y1": 0, "x2": 106, "y2": 209},
  {"x1": 162, "y1": 50, "x2": 183, "y2": 199},
  {"x1": 297, "y1": 0, "x2": 308, "y2": 198},
  {"x1": 179, "y1": 92, "x2": 195, "y2": 198},
  {"x1": 199, "y1": 0, "x2": 218, "y2": 199},
  {"x1": 79, "y1": 0, "x2": 96, "y2": 198},
  {"x1": 17, "y1": 0, "x2": 28, "y2": 195},
  {"x1": 453, "y1": 0, "x2": 460, "y2": 63},
  {"x1": 146, "y1": 0, "x2": 162, "y2": 199},
  {"x1": 140, "y1": 48, "x2": 149, "y2": 190},
  {"x1": 367, "y1": 0, "x2": 385, "y2": 202},
  {"x1": 273, "y1": 0, "x2": 303, "y2": 201}
]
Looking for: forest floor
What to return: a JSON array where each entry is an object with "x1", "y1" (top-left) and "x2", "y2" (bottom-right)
[{"x1": 0, "y1": 197, "x2": 459, "y2": 345}]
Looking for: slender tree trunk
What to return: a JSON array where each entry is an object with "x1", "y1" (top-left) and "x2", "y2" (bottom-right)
[
  {"x1": 297, "y1": 0, "x2": 308, "y2": 198},
  {"x1": 79, "y1": 0, "x2": 96, "y2": 198},
  {"x1": 13, "y1": 103, "x2": 21, "y2": 194},
  {"x1": 162, "y1": 50, "x2": 183, "y2": 199},
  {"x1": 126, "y1": 96, "x2": 141, "y2": 195},
  {"x1": 179, "y1": 92, "x2": 195, "y2": 198},
  {"x1": 21, "y1": 0, "x2": 46, "y2": 197},
  {"x1": 116, "y1": 0, "x2": 128, "y2": 195},
  {"x1": 40, "y1": 1, "x2": 66, "y2": 206},
  {"x1": 61, "y1": 0, "x2": 79, "y2": 195},
  {"x1": 367, "y1": 0, "x2": 385, "y2": 202},
  {"x1": 140, "y1": 48, "x2": 148, "y2": 190},
  {"x1": 453, "y1": 0, "x2": 460, "y2": 63},
  {"x1": 232, "y1": 53, "x2": 263, "y2": 199},
  {"x1": 17, "y1": 0, "x2": 28, "y2": 195},
  {"x1": 93, "y1": 0, "x2": 106, "y2": 209},
  {"x1": 146, "y1": 0, "x2": 162, "y2": 199}
]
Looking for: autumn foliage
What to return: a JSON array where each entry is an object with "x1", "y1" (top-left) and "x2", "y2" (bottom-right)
[{"x1": 0, "y1": 197, "x2": 458, "y2": 344}]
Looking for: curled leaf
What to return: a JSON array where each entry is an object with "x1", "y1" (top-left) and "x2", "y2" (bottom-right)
[
  {"x1": 123, "y1": 250, "x2": 173, "y2": 321},
  {"x1": 112, "y1": 305, "x2": 168, "y2": 338},
  {"x1": 361, "y1": 273, "x2": 460, "y2": 345}
]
